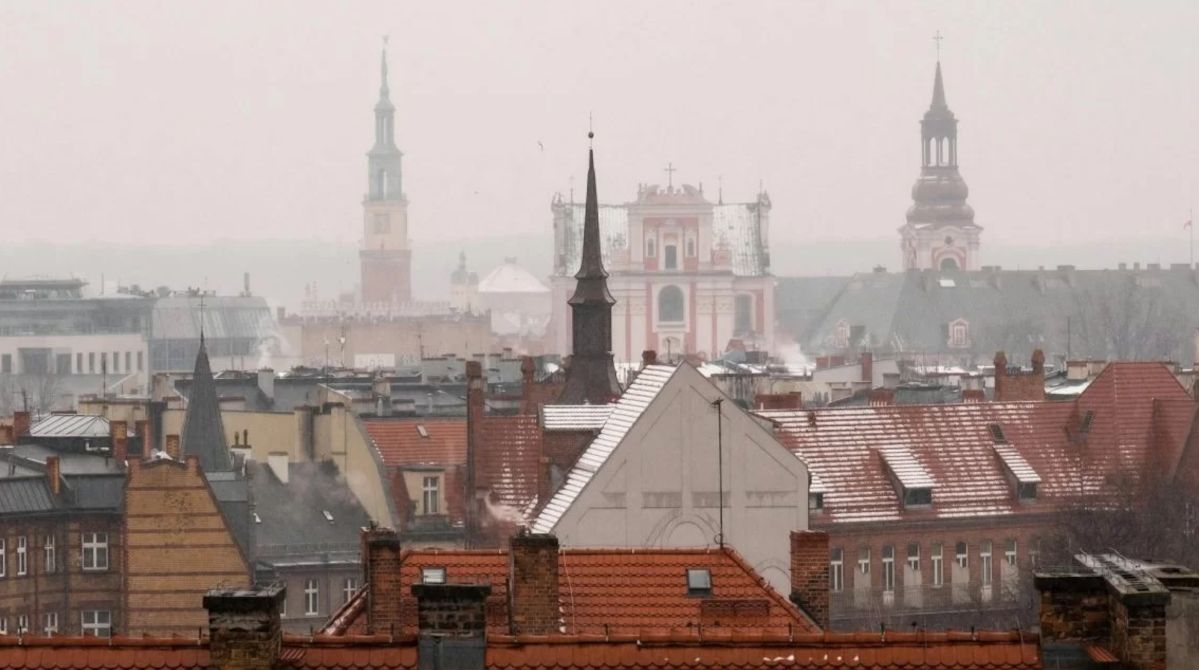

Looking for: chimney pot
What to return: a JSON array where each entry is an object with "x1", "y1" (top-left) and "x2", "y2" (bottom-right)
[
  {"x1": 110, "y1": 420, "x2": 128, "y2": 462},
  {"x1": 509, "y1": 532, "x2": 560, "y2": 634},
  {"x1": 165, "y1": 434, "x2": 181, "y2": 459},
  {"x1": 45, "y1": 456, "x2": 61, "y2": 496},
  {"x1": 362, "y1": 527, "x2": 404, "y2": 634},
  {"x1": 13, "y1": 411, "x2": 31, "y2": 441}
]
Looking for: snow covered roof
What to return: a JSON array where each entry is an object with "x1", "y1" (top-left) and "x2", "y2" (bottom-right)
[
  {"x1": 478, "y1": 262, "x2": 549, "y2": 294},
  {"x1": 540, "y1": 405, "x2": 614, "y2": 432},
  {"x1": 532, "y1": 365, "x2": 676, "y2": 533}
]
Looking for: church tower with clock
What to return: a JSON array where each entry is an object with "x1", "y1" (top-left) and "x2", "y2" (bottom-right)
[{"x1": 359, "y1": 44, "x2": 412, "y2": 305}]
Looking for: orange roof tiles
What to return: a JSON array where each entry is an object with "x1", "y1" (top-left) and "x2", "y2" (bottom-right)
[
  {"x1": 334, "y1": 545, "x2": 818, "y2": 637},
  {"x1": 0, "y1": 631, "x2": 1040, "y2": 670},
  {"x1": 476, "y1": 414, "x2": 541, "y2": 513},
  {"x1": 760, "y1": 362, "x2": 1195, "y2": 524},
  {"x1": 365, "y1": 418, "x2": 467, "y2": 468}
]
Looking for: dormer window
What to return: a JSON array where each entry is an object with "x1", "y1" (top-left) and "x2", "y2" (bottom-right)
[
  {"x1": 992, "y1": 440, "x2": 1041, "y2": 504},
  {"x1": 421, "y1": 567, "x2": 447, "y2": 584},
  {"x1": 876, "y1": 446, "x2": 934, "y2": 509},
  {"x1": 686, "y1": 569, "x2": 712, "y2": 596},
  {"x1": 988, "y1": 424, "x2": 1007, "y2": 443}
]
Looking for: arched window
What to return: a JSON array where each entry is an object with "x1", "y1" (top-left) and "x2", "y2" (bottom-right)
[
  {"x1": 664, "y1": 244, "x2": 678, "y2": 270},
  {"x1": 734, "y1": 295, "x2": 753, "y2": 335},
  {"x1": 376, "y1": 169, "x2": 388, "y2": 198},
  {"x1": 940, "y1": 257, "x2": 959, "y2": 271},
  {"x1": 658, "y1": 285, "x2": 684, "y2": 323}
]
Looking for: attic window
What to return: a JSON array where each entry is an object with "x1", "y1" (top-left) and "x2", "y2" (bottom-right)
[
  {"x1": 904, "y1": 488, "x2": 933, "y2": 506},
  {"x1": 1079, "y1": 410, "x2": 1094, "y2": 434},
  {"x1": 686, "y1": 569, "x2": 712, "y2": 596},
  {"x1": 421, "y1": 567, "x2": 447, "y2": 584},
  {"x1": 322, "y1": 510, "x2": 334, "y2": 523},
  {"x1": 1018, "y1": 482, "x2": 1039, "y2": 502},
  {"x1": 876, "y1": 446, "x2": 935, "y2": 509},
  {"x1": 988, "y1": 424, "x2": 1007, "y2": 443},
  {"x1": 416, "y1": 425, "x2": 429, "y2": 438}
]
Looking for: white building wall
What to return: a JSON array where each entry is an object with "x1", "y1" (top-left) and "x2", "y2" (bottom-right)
[{"x1": 546, "y1": 365, "x2": 809, "y2": 594}]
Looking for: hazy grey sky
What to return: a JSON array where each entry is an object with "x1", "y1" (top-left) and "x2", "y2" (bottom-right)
[{"x1": 1, "y1": 1, "x2": 1196, "y2": 262}]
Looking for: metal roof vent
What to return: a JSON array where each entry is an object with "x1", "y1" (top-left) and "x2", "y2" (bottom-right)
[{"x1": 421, "y1": 566, "x2": 447, "y2": 584}]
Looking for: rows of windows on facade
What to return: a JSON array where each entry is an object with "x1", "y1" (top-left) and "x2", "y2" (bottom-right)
[
  {"x1": 827, "y1": 538, "x2": 1029, "y2": 605},
  {"x1": 0, "y1": 351, "x2": 145, "y2": 375},
  {"x1": 0, "y1": 533, "x2": 111, "y2": 636}
]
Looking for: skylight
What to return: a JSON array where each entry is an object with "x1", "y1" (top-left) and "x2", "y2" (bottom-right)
[
  {"x1": 421, "y1": 567, "x2": 447, "y2": 584},
  {"x1": 988, "y1": 424, "x2": 1007, "y2": 443},
  {"x1": 686, "y1": 568, "x2": 712, "y2": 596},
  {"x1": 322, "y1": 510, "x2": 334, "y2": 523},
  {"x1": 253, "y1": 512, "x2": 262, "y2": 524},
  {"x1": 938, "y1": 278, "x2": 956, "y2": 288},
  {"x1": 416, "y1": 425, "x2": 429, "y2": 438}
]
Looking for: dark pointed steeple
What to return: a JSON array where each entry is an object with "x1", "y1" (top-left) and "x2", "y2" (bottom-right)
[
  {"x1": 180, "y1": 337, "x2": 232, "y2": 472},
  {"x1": 558, "y1": 132, "x2": 620, "y2": 405},
  {"x1": 928, "y1": 62, "x2": 949, "y2": 115},
  {"x1": 368, "y1": 40, "x2": 403, "y2": 201}
]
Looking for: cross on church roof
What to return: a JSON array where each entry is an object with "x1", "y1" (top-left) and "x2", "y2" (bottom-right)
[
  {"x1": 664, "y1": 162, "x2": 677, "y2": 189},
  {"x1": 933, "y1": 30, "x2": 944, "y2": 60}
]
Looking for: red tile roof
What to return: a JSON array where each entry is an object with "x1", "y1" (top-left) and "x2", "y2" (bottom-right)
[
  {"x1": 365, "y1": 418, "x2": 467, "y2": 468},
  {"x1": 476, "y1": 414, "x2": 541, "y2": 514},
  {"x1": 0, "y1": 631, "x2": 1040, "y2": 670},
  {"x1": 759, "y1": 362, "x2": 1194, "y2": 524},
  {"x1": 327, "y1": 545, "x2": 818, "y2": 637}
]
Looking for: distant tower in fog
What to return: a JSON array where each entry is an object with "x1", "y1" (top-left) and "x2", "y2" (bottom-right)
[
  {"x1": 899, "y1": 60, "x2": 982, "y2": 271},
  {"x1": 359, "y1": 43, "x2": 413, "y2": 304}
]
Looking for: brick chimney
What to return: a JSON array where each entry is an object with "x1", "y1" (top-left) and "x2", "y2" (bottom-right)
[
  {"x1": 362, "y1": 526, "x2": 403, "y2": 635},
  {"x1": 133, "y1": 419, "x2": 150, "y2": 458},
  {"x1": 753, "y1": 392, "x2": 803, "y2": 410},
  {"x1": 520, "y1": 356, "x2": 536, "y2": 414},
  {"x1": 465, "y1": 361, "x2": 485, "y2": 541},
  {"x1": 962, "y1": 389, "x2": 986, "y2": 403},
  {"x1": 859, "y1": 351, "x2": 873, "y2": 384},
  {"x1": 203, "y1": 584, "x2": 285, "y2": 670},
  {"x1": 411, "y1": 582, "x2": 490, "y2": 670},
  {"x1": 789, "y1": 530, "x2": 829, "y2": 629},
  {"x1": 993, "y1": 350, "x2": 1045, "y2": 402},
  {"x1": 642, "y1": 350, "x2": 658, "y2": 367},
  {"x1": 110, "y1": 420, "x2": 128, "y2": 462},
  {"x1": 13, "y1": 411, "x2": 31, "y2": 441},
  {"x1": 45, "y1": 456, "x2": 61, "y2": 496},
  {"x1": 508, "y1": 531, "x2": 560, "y2": 634},
  {"x1": 165, "y1": 434, "x2": 180, "y2": 459}
]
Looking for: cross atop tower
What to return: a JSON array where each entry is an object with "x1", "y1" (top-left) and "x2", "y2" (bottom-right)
[
  {"x1": 664, "y1": 162, "x2": 677, "y2": 189},
  {"x1": 933, "y1": 30, "x2": 944, "y2": 60}
]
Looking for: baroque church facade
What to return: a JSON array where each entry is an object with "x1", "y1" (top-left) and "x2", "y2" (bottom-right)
[
  {"x1": 549, "y1": 173, "x2": 776, "y2": 365},
  {"x1": 899, "y1": 61, "x2": 982, "y2": 271}
]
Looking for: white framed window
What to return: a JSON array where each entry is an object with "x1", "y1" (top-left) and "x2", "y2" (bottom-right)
[
  {"x1": 16, "y1": 536, "x2": 27, "y2": 576},
  {"x1": 304, "y1": 579, "x2": 319, "y2": 616},
  {"x1": 1005, "y1": 539, "x2": 1018, "y2": 567},
  {"x1": 947, "y1": 318, "x2": 971, "y2": 348},
  {"x1": 421, "y1": 476, "x2": 440, "y2": 515},
  {"x1": 0, "y1": 538, "x2": 6, "y2": 578},
  {"x1": 342, "y1": 577, "x2": 358, "y2": 604},
  {"x1": 17, "y1": 614, "x2": 29, "y2": 634},
  {"x1": 829, "y1": 548, "x2": 843, "y2": 592},
  {"x1": 82, "y1": 532, "x2": 109, "y2": 571},
  {"x1": 857, "y1": 548, "x2": 870, "y2": 576},
  {"x1": 955, "y1": 541, "x2": 968, "y2": 569},
  {"x1": 81, "y1": 610, "x2": 111, "y2": 637},
  {"x1": 881, "y1": 545, "x2": 895, "y2": 592},
  {"x1": 931, "y1": 543, "x2": 944, "y2": 587},
  {"x1": 43, "y1": 612, "x2": 58, "y2": 635},
  {"x1": 44, "y1": 535, "x2": 56, "y2": 573},
  {"x1": 981, "y1": 540, "x2": 993, "y2": 587},
  {"x1": 906, "y1": 543, "x2": 920, "y2": 572}
]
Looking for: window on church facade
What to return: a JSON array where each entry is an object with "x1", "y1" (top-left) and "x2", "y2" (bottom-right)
[
  {"x1": 940, "y1": 257, "x2": 959, "y2": 271},
  {"x1": 734, "y1": 295, "x2": 753, "y2": 336},
  {"x1": 686, "y1": 237, "x2": 695, "y2": 257},
  {"x1": 658, "y1": 286, "x2": 684, "y2": 323},
  {"x1": 646, "y1": 237, "x2": 655, "y2": 257},
  {"x1": 376, "y1": 169, "x2": 388, "y2": 198},
  {"x1": 664, "y1": 244, "x2": 678, "y2": 270}
]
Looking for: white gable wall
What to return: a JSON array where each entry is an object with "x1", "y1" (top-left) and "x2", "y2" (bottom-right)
[{"x1": 546, "y1": 364, "x2": 808, "y2": 594}]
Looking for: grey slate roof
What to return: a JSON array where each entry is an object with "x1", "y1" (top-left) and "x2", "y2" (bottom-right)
[
  {"x1": 0, "y1": 478, "x2": 56, "y2": 515},
  {"x1": 30, "y1": 414, "x2": 115, "y2": 439},
  {"x1": 248, "y1": 460, "x2": 370, "y2": 558},
  {"x1": 780, "y1": 267, "x2": 1199, "y2": 365}
]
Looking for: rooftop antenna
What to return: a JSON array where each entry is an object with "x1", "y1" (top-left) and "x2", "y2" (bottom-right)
[
  {"x1": 933, "y1": 30, "x2": 944, "y2": 60},
  {"x1": 711, "y1": 397, "x2": 726, "y2": 548}
]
